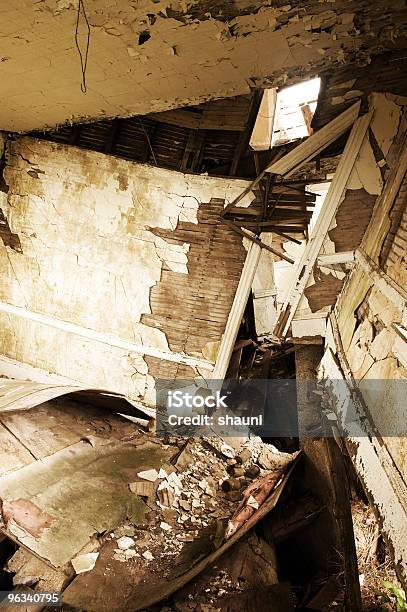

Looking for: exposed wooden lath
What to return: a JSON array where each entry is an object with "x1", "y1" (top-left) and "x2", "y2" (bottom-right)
[
  {"x1": 382, "y1": 172, "x2": 407, "y2": 289},
  {"x1": 147, "y1": 95, "x2": 252, "y2": 131},
  {"x1": 221, "y1": 182, "x2": 316, "y2": 246},
  {"x1": 31, "y1": 96, "x2": 253, "y2": 177}
]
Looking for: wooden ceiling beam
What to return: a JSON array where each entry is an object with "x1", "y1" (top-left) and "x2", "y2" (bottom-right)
[{"x1": 229, "y1": 90, "x2": 264, "y2": 177}]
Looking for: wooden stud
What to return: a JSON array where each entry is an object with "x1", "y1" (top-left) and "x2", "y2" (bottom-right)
[
  {"x1": 274, "y1": 111, "x2": 372, "y2": 338},
  {"x1": 230, "y1": 89, "x2": 264, "y2": 177}
]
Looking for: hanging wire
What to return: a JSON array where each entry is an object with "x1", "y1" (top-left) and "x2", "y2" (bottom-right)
[
  {"x1": 137, "y1": 117, "x2": 158, "y2": 165},
  {"x1": 75, "y1": 0, "x2": 90, "y2": 93}
]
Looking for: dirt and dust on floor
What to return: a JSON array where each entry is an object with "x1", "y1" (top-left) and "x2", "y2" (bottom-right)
[
  {"x1": 0, "y1": 345, "x2": 404, "y2": 612},
  {"x1": 352, "y1": 500, "x2": 405, "y2": 612}
]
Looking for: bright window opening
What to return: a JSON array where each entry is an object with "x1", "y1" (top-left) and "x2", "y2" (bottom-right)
[{"x1": 250, "y1": 77, "x2": 321, "y2": 151}]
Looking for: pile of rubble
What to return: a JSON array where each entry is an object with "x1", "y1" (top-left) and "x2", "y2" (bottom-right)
[
  {"x1": 107, "y1": 435, "x2": 294, "y2": 572},
  {"x1": 0, "y1": 419, "x2": 299, "y2": 611}
]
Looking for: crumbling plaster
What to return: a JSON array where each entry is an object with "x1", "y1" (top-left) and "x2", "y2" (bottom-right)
[
  {"x1": 319, "y1": 343, "x2": 407, "y2": 588},
  {"x1": 319, "y1": 131, "x2": 407, "y2": 575},
  {"x1": 279, "y1": 98, "x2": 407, "y2": 575},
  {"x1": 0, "y1": 136, "x2": 250, "y2": 401},
  {"x1": 315, "y1": 235, "x2": 407, "y2": 587},
  {"x1": 294, "y1": 94, "x2": 405, "y2": 319},
  {"x1": 1, "y1": 1, "x2": 407, "y2": 131}
]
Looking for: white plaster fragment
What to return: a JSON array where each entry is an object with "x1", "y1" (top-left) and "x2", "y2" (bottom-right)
[
  {"x1": 371, "y1": 93, "x2": 402, "y2": 157},
  {"x1": 71, "y1": 552, "x2": 99, "y2": 574},
  {"x1": 117, "y1": 536, "x2": 135, "y2": 550},
  {"x1": 369, "y1": 329, "x2": 394, "y2": 361},
  {"x1": 137, "y1": 469, "x2": 159, "y2": 482},
  {"x1": 153, "y1": 235, "x2": 189, "y2": 274},
  {"x1": 142, "y1": 551, "x2": 154, "y2": 561},
  {"x1": 348, "y1": 138, "x2": 383, "y2": 195}
]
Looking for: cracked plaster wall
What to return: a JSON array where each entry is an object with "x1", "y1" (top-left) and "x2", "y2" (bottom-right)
[
  {"x1": 0, "y1": 136, "x2": 250, "y2": 401},
  {"x1": 334, "y1": 147, "x2": 407, "y2": 483},
  {"x1": 316, "y1": 99, "x2": 407, "y2": 580},
  {"x1": 1, "y1": 1, "x2": 407, "y2": 131},
  {"x1": 295, "y1": 94, "x2": 406, "y2": 319},
  {"x1": 326, "y1": 259, "x2": 407, "y2": 584}
]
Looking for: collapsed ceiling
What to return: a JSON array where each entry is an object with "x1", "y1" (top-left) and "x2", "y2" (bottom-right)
[{"x1": 1, "y1": 0, "x2": 407, "y2": 132}]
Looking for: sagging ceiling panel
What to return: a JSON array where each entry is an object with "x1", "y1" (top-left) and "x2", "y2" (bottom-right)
[{"x1": 1, "y1": 0, "x2": 407, "y2": 132}]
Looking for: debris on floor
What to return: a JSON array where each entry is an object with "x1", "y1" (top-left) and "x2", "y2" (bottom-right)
[
  {"x1": 352, "y1": 500, "x2": 405, "y2": 612},
  {"x1": 0, "y1": 378, "x2": 402, "y2": 611},
  {"x1": 71, "y1": 553, "x2": 99, "y2": 575},
  {"x1": 0, "y1": 389, "x2": 302, "y2": 611}
]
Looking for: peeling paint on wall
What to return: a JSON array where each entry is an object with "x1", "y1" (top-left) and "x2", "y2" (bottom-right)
[
  {"x1": 370, "y1": 93, "x2": 402, "y2": 159},
  {"x1": 0, "y1": 137, "x2": 249, "y2": 400},
  {"x1": 287, "y1": 95, "x2": 406, "y2": 324},
  {"x1": 323, "y1": 202, "x2": 407, "y2": 582},
  {"x1": 320, "y1": 311, "x2": 407, "y2": 587},
  {"x1": 1, "y1": 1, "x2": 407, "y2": 131},
  {"x1": 347, "y1": 139, "x2": 383, "y2": 195}
]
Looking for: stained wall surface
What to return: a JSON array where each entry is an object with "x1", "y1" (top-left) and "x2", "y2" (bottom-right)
[
  {"x1": 295, "y1": 94, "x2": 405, "y2": 321},
  {"x1": 0, "y1": 136, "x2": 250, "y2": 402}
]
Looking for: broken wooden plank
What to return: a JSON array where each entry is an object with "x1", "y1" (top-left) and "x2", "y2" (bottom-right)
[
  {"x1": 220, "y1": 218, "x2": 294, "y2": 263},
  {"x1": 266, "y1": 102, "x2": 361, "y2": 177},
  {"x1": 223, "y1": 206, "x2": 261, "y2": 216},
  {"x1": 230, "y1": 90, "x2": 264, "y2": 176},
  {"x1": 249, "y1": 88, "x2": 277, "y2": 152},
  {"x1": 317, "y1": 251, "x2": 355, "y2": 266},
  {"x1": 270, "y1": 229, "x2": 302, "y2": 245},
  {"x1": 241, "y1": 217, "x2": 311, "y2": 228},
  {"x1": 273, "y1": 110, "x2": 372, "y2": 338},
  {"x1": 361, "y1": 132, "x2": 407, "y2": 261},
  {"x1": 241, "y1": 209, "x2": 313, "y2": 221},
  {"x1": 147, "y1": 102, "x2": 250, "y2": 132},
  {"x1": 212, "y1": 241, "x2": 262, "y2": 379}
]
